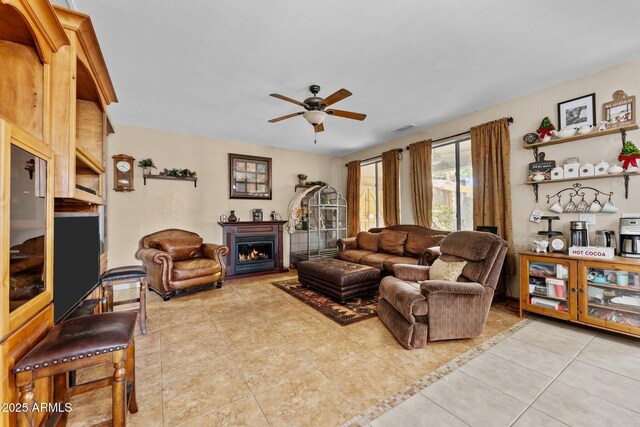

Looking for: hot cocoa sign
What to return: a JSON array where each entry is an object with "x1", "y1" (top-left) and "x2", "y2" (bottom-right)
[{"x1": 568, "y1": 246, "x2": 615, "y2": 259}]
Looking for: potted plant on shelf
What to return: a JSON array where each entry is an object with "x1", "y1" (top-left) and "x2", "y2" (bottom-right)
[
  {"x1": 537, "y1": 117, "x2": 555, "y2": 141},
  {"x1": 138, "y1": 158, "x2": 157, "y2": 175},
  {"x1": 619, "y1": 140, "x2": 640, "y2": 173}
]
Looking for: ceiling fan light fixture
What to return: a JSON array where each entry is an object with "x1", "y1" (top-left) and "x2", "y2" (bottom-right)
[{"x1": 303, "y1": 110, "x2": 327, "y2": 125}]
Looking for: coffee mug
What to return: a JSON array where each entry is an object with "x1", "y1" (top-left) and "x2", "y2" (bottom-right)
[
  {"x1": 549, "y1": 202, "x2": 564, "y2": 213},
  {"x1": 602, "y1": 200, "x2": 619, "y2": 213},
  {"x1": 564, "y1": 200, "x2": 577, "y2": 213},
  {"x1": 617, "y1": 272, "x2": 629, "y2": 286},
  {"x1": 577, "y1": 199, "x2": 589, "y2": 212},
  {"x1": 589, "y1": 200, "x2": 603, "y2": 212}
]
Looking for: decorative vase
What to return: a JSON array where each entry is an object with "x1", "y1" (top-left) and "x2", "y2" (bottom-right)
[
  {"x1": 142, "y1": 167, "x2": 151, "y2": 175},
  {"x1": 228, "y1": 210, "x2": 238, "y2": 222}
]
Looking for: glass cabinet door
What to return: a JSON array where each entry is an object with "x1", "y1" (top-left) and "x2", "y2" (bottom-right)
[
  {"x1": 521, "y1": 255, "x2": 575, "y2": 320},
  {"x1": 9, "y1": 144, "x2": 47, "y2": 313},
  {"x1": 580, "y1": 262, "x2": 640, "y2": 333}
]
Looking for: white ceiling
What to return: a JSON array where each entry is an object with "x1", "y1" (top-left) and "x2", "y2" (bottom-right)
[{"x1": 73, "y1": 0, "x2": 640, "y2": 157}]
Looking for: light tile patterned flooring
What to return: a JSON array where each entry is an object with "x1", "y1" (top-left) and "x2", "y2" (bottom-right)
[
  {"x1": 65, "y1": 271, "x2": 640, "y2": 426},
  {"x1": 369, "y1": 317, "x2": 640, "y2": 427}
]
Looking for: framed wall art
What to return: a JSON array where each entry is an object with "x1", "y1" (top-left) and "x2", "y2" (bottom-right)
[
  {"x1": 602, "y1": 90, "x2": 636, "y2": 129},
  {"x1": 229, "y1": 153, "x2": 272, "y2": 199},
  {"x1": 557, "y1": 93, "x2": 596, "y2": 130}
]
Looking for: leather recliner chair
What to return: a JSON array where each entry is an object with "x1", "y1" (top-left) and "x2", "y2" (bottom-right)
[
  {"x1": 135, "y1": 229, "x2": 228, "y2": 300},
  {"x1": 377, "y1": 231, "x2": 510, "y2": 349}
]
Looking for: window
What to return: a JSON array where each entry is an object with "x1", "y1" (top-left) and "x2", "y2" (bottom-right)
[
  {"x1": 431, "y1": 137, "x2": 473, "y2": 231},
  {"x1": 359, "y1": 159, "x2": 383, "y2": 231}
]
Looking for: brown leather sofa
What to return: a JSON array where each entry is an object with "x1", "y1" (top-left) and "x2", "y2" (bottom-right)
[
  {"x1": 337, "y1": 225, "x2": 448, "y2": 274},
  {"x1": 377, "y1": 231, "x2": 510, "y2": 349},
  {"x1": 135, "y1": 229, "x2": 228, "y2": 300}
]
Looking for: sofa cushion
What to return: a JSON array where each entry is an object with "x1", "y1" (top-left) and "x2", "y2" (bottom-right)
[
  {"x1": 428, "y1": 258, "x2": 467, "y2": 282},
  {"x1": 360, "y1": 252, "x2": 396, "y2": 270},
  {"x1": 382, "y1": 256, "x2": 418, "y2": 272},
  {"x1": 404, "y1": 233, "x2": 446, "y2": 258},
  {"x1": 439, "y1": 231, "x2": 495, "y2": 261},
  {"x1": 171, "y1": 257, "x2": 217, "y2": 281},
  {"x1": 356, "y1": 231, "x2": 380, "y2": 252},
  {"x1": 379, "y1": 230, "x2": 408, "y2": 256},
  {"x1": 338, "y1": 249, "x2": 372, "y2": 264},
  {"x1": 149, "y1": 236, "x2": 203, "y2": 260}
]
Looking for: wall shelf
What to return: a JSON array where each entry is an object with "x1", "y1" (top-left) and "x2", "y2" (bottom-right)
[
  {"x1": 523, "y1": 124, "x2": 638, "y2": 152},
  {"x1": 525, "y1": 173, "x2": 636, "y2": 202},
  {"x1": 143, "y1": 174, "x2": 197, "y2": 187}
]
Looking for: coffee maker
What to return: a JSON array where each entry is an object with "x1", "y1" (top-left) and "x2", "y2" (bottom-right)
[
  {"x1": 570, "y1": 221, "x2": 589, "y2": 247},
  {"x1": 595, "y1": 230, "x2": 617, "y2": 253},
  {"x1": 620, "y1": 217, "x2": 640, "y2": 258}
]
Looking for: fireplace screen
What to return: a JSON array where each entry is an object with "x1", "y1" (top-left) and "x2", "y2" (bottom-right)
[
  {"x1": 235, "y1": 236, "x2": 276, "y2": 274},
  {"x1": 238, "y1": 242, "x2": 273, "y2": 263}
]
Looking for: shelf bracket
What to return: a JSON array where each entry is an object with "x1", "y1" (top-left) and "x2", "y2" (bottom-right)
[
  {"x1": 624, "y1": 174, "x2": 629, "y2": 199},
  {"x1": 532, "y1": 147, "x2": 539, "y2": 161},
  {"x1": 621, "y1": 128, "x2": 627, "y2": 146},
  {"x1": 532, "y1": 183, "x2": 539, "y2": 203}
]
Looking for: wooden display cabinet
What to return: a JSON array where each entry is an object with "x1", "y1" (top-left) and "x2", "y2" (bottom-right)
[
  {"x1": 50, "y1": 6, "x2": 117, "y2": 205},
  {"x1": 0, "y1": 118, "x2": 55, "y2": 426},
  {"x1": 520, "y1": 251, "x2": 640, "y2": 338}
]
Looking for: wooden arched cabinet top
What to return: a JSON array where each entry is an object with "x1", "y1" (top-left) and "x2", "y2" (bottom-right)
[{"x1": 0, "y1": 0, "x2": 68, "y2": 63}]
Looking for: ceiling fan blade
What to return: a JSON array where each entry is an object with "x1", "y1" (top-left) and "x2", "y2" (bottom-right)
[
  {"x1": 326, "y1": 109, "x2": 367, "y2": 121},
  {"x1": 320, "y1": 89, "x2": 352, "y2": 107},
  {"x1": 268, "y1": 111, "x2": 304, "y2": 123},
  {"x1": 314, "y1": 123, "x2": 324, "y2": 133},
  {"x1": 270, "y1": 93, "x2": 308, "y2": 108}
]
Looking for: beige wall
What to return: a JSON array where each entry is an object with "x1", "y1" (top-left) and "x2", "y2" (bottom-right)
[
  {"x1": 335, "y1": 58, "x2": 640, "y2": 294},
  {"x1": 106, "y1": 125, "x2": 339, "y2": 267}
]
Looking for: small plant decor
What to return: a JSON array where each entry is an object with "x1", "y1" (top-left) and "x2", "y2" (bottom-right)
[
  {"x1": 619, "y1": 140, "x2": 640, "y2": 171},
  {"x1": 138, "y1": 158, "x2": 157, "y2": 173},
  {"x1": 160, "y1": 168, "x2": 197, "y2": 178},
  {"x1": 537, "y1": 117, "x2": 555, "y2": 139},
  {"x1": 305, "y1": 180, "x2": 328, "y2": 186}
]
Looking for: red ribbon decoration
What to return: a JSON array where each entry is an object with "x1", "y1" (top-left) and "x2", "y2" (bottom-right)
[{"x1": 618, "y1": 155, "x2": 640, "y2": 169}]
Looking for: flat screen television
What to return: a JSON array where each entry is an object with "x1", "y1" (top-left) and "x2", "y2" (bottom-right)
[{"x1": 54, "y1": 213, "x2": 100, "y2": 322}]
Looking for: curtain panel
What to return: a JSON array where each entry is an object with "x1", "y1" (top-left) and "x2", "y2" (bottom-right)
[
  {"x1": 381, "y1": 149, "x2": 400, "y2": 226},
  {"x1": 470, "y1": 117, "x2": 515, "y2": 274},
  {"x1": 346, "y1": 160, "x2": 360, "y2": 237},
  {"x1": 408, "y1": 139, "x2": 433, "y2": 228}
]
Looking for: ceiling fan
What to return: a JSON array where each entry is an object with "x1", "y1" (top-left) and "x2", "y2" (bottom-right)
[{"x1": 268, "y1": 85, "x2": 366, "y2": 133}]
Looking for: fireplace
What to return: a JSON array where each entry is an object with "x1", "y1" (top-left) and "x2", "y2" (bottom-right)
[
  {"x1": 235, "y1": 236, "x2": 276, "y2": 275},
  {"x1": 218, "y1": 220, "x2": 288, "y2": 277}
]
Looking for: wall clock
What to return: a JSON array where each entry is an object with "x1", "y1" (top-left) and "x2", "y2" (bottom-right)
[{"x1": 112, "y1": 154, "x2": 135, "y2": 191}]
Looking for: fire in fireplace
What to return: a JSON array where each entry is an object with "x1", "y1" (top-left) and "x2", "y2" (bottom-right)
[{"x1": 235, "y1": 236, "x2": 276, "y2": 274}]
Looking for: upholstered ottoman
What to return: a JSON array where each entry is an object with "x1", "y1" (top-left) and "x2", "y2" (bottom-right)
[{"x1": 297, "y1": 258, "x2": 380, "y2": 304}]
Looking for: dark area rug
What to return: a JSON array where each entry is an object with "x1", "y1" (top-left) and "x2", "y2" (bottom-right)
[{"x1": 272, "y1": 279, "x2": 378, "y2": 326}]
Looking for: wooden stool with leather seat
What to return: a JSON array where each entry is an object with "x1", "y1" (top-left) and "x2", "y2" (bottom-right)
[
  {"x1": 13, "y1": 312, "x2": 138, "y2": 427},
  {"x1": 100, "y1": 265, "x2": 148, "y2": 335}
]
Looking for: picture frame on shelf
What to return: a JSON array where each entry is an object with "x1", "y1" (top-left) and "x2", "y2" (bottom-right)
[
  {"x1": 602, "y1": 90, "x2": 636, "y2": 129},
  {"x1": 557, "y1": 93, "x2": 596, "y2": 130},
  {"x1": 229, "y1": 153, "x2": 272, "y2": 199}
]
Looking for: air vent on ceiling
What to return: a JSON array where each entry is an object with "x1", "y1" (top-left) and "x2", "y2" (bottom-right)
[{"x1": 393, "y1": 124, "x2": 416, "y2": 133}]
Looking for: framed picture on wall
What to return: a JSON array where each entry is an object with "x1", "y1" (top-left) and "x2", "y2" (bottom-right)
[
  {"x1": 229, "y1": 153, "x2": 272, "y2": 199},
  {"x1": 602, "y1": 90, "x2": 636, "y2": 129},
  {"x1": 557, "y1": 93, "x2": 596, "y2": 130}
]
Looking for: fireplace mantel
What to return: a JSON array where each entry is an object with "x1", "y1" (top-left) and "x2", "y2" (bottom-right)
[{"x1": 218, "y1": 221, "x2": 288, "y2": 277}]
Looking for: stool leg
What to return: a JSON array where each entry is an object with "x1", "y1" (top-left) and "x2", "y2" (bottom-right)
[
  {"x1": 53, "y1": 372, "x2": 68, "y2": 425},
  {"x1": 139, "y1": 278, "x2": 147, "y2": 335},
  {"x1": 112, "y1": 350, "x2": 127, "y2": 427},
  {"x1": 102, "y1": 283, "x2": 113, "y2": 312},
  {"x1": 16, "y1": 372, "x2": 35, "y2": 427},
  {"x1": 126, "y1": 341, "x2": 138, "y2": 413}
]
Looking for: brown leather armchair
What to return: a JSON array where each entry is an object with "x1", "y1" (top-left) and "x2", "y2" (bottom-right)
[
  {"x1": 377, "y1": 231, "x2": 510, "y2": 349},
  {"x1": 135, "y1": 229, "x2": 228, "y2": 300}
]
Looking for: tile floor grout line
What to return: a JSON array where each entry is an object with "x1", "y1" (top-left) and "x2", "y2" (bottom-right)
[
  {"x1": 421, "y1": 390, "x2": 473, "y2": 426},
  {"x1": 507, "y1": 329, "x2": 598, "y2": 426}
]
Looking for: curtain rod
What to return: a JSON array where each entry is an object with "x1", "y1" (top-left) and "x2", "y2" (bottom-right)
[
  {"x1": 344, "y1": 148, "x2": 402, "y2": 167},
  {"x1": 405, "y1": 116, "x2": 513, "y2": 150}
]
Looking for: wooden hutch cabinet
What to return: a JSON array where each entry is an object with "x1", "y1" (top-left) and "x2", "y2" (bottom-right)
[
  {"x1": 50, "y1": 5, "x2": 118, "y2": 205},
  {"x1": 520, "y1": 251, "x2": 640, "y2": 338},
  {"x1": 0, "y1": 1, "x2": 116, "y2": 424}
]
